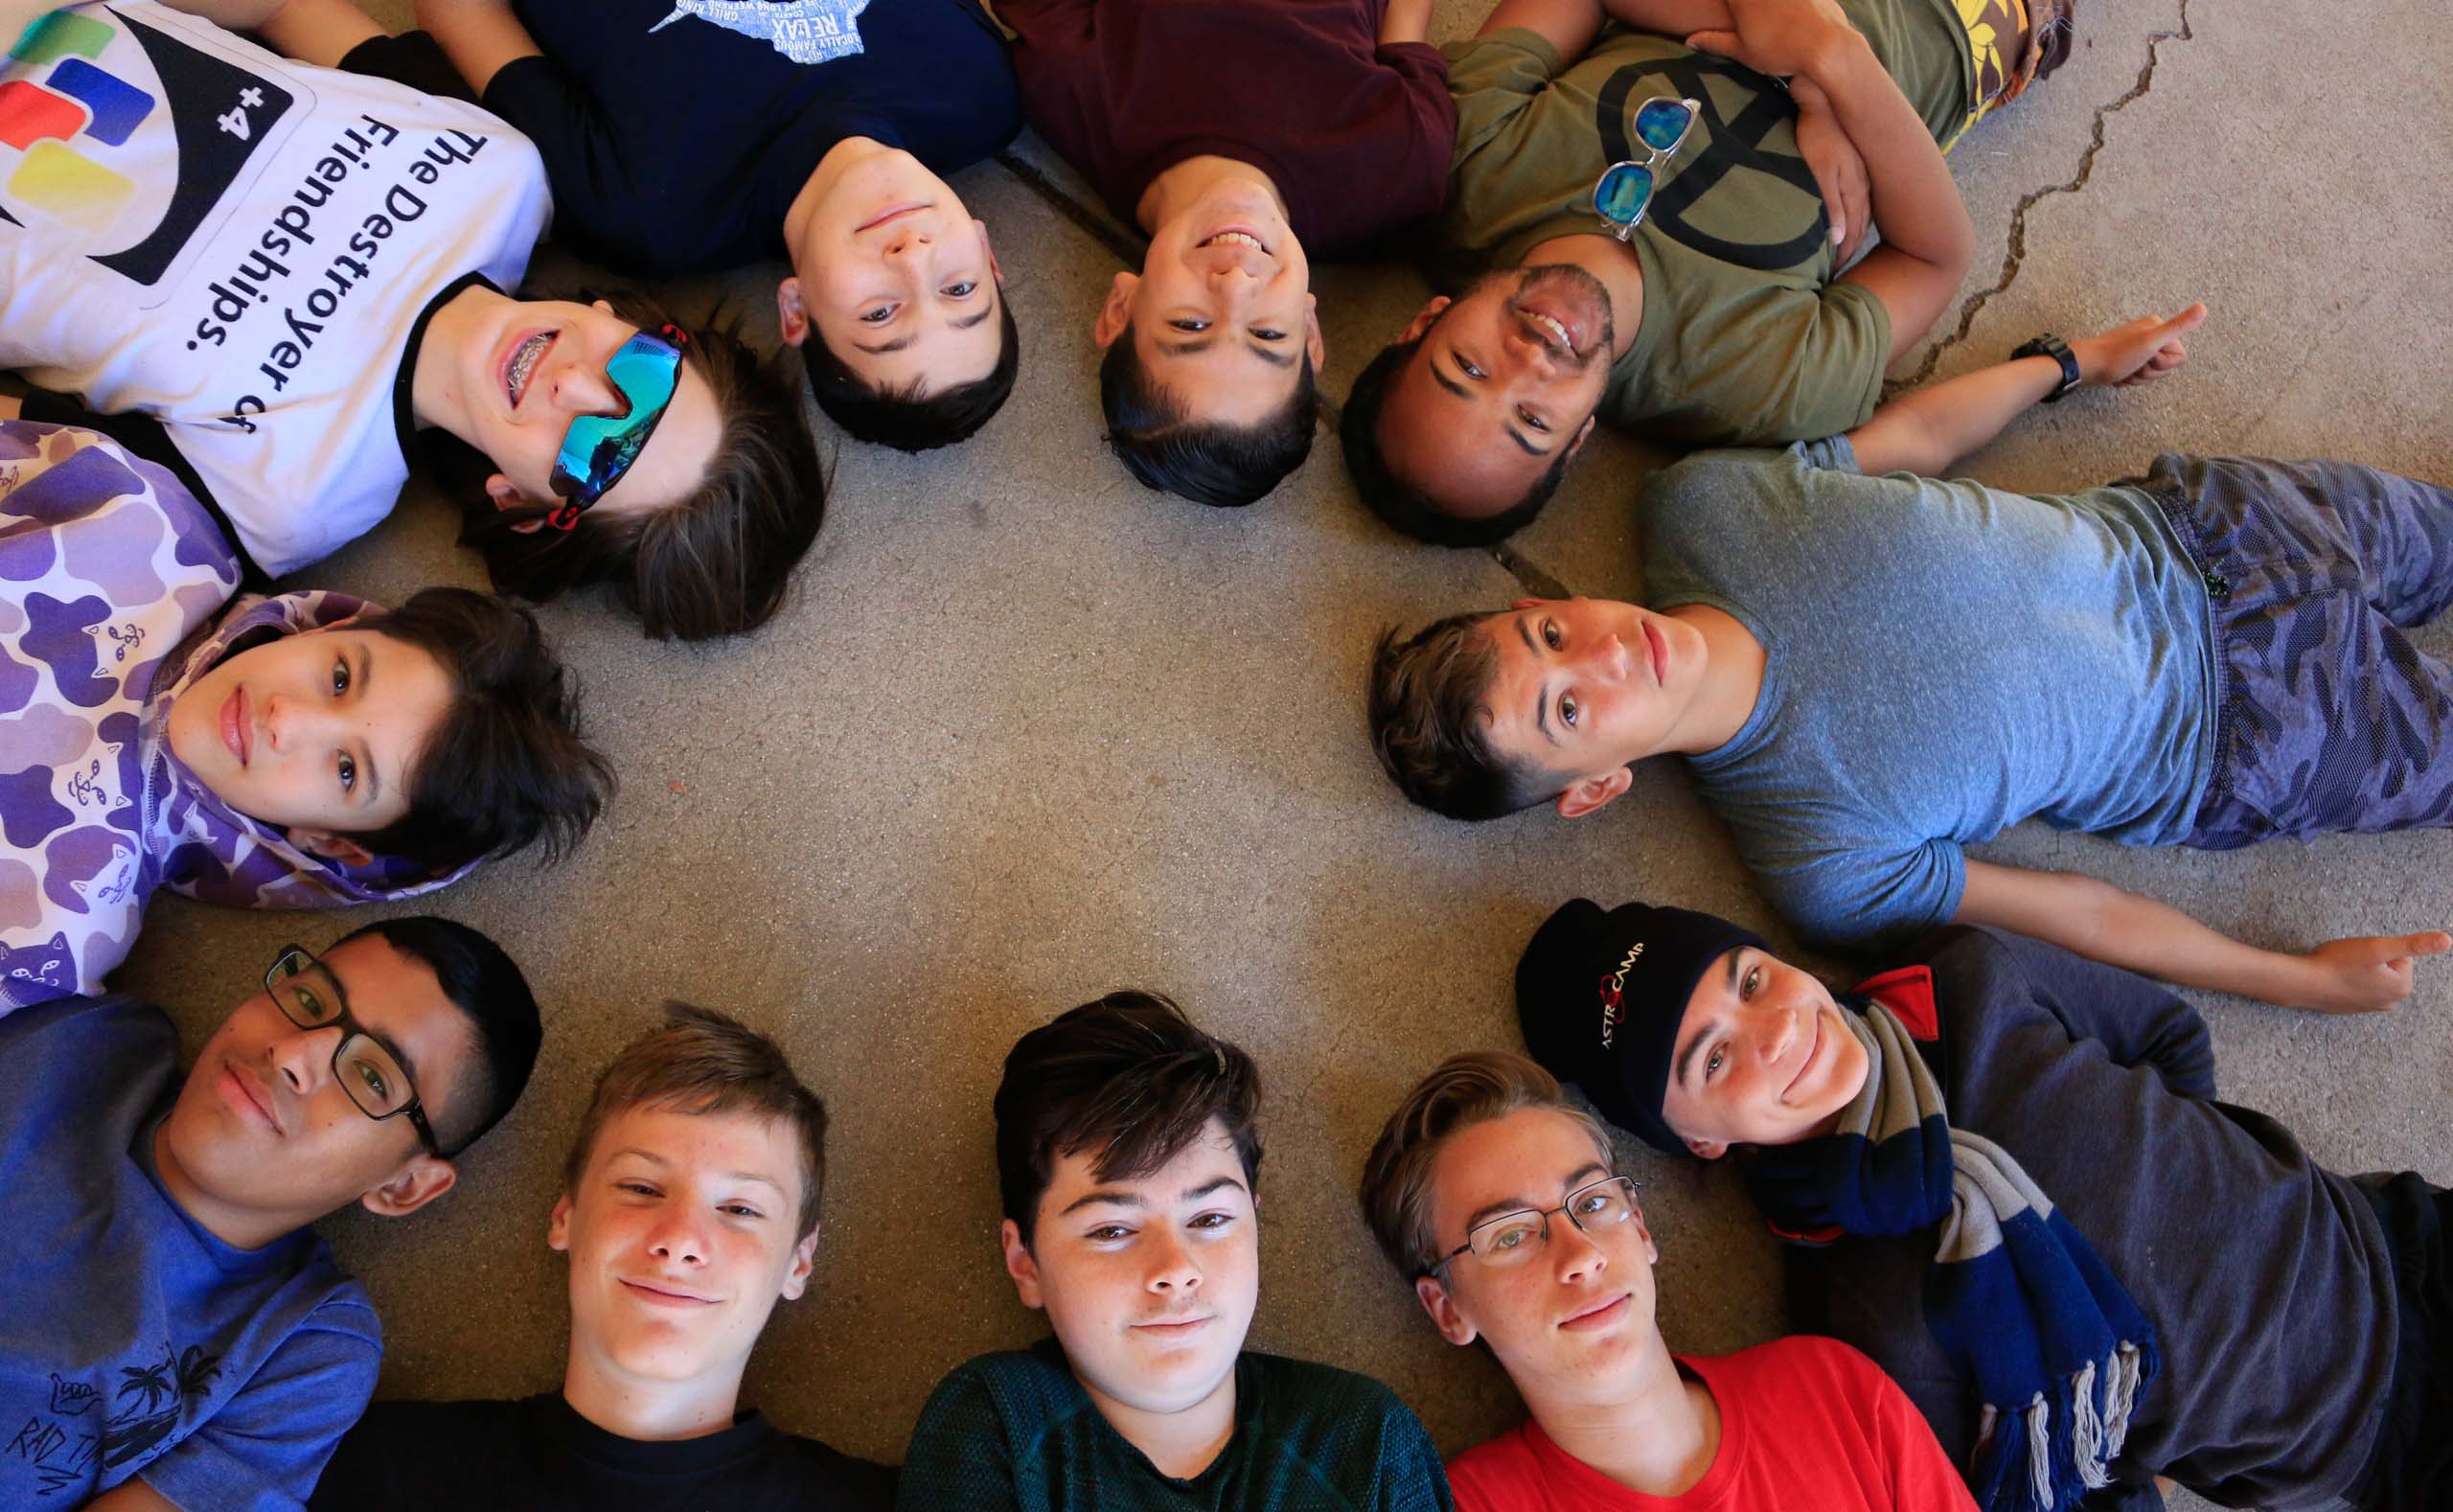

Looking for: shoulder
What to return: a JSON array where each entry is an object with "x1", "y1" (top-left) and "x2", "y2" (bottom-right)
[
  {"x1": 0, "y1": 994, "x2": 174, "y2": 1098},
  {"x1": 917, "y1": 1344, "x2": 1082, "y2": 1429},
  {"x1": 1711, "y1": 1335, "x2": 1891, "y2": 1393},
  {"x1": 1445, "y1": 1422, "x2": 1543, "y2": 1503},
  {"x1": 1640, "y1": 444, "x2": 1832, "y2": 515},
  {"x1": 312, "y1": 1396, "x2": 533, "y2": 1507},
  {"x1": 782, "y1": 1432, "x2": 897, "y2": 1505},
  {"x1": 1246, "y1": 1350, "x2": 1417, "y2": 1419}
]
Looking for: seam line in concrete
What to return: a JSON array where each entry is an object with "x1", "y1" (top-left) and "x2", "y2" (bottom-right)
[{"x1": 1894, "y1": 0, "x2": 2196, "y2": 388}]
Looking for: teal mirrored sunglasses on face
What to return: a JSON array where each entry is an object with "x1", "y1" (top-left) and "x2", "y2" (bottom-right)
[
  {"x1": 544, "y1": 323, "x2": 689, "y2": 531},
  {"x1": 1593, "y1": 97, "x2": 1703, "y2": 242}
]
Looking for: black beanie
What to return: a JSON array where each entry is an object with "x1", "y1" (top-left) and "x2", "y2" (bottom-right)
[{"x1": 1514, "y1": 898, "x2": 1765, "y2": 1154}]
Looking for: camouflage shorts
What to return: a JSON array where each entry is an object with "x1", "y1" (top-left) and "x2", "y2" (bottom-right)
[{"x1": 2134, "y1": 455, "x2": 2453, "y2": 850}]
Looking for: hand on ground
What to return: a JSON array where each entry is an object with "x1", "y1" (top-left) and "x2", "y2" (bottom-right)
[
  {"x1": 2074, "y1": 304, "x2": 2207, "y2": 389},
  {"x1": 2295, "y1": 930, "x2": 2453, "y2": 1013}
]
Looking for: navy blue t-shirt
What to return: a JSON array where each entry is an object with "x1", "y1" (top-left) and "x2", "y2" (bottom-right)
[
  {"x1": 0, "y1": 996, "x2": 381, "y2": 1509},
  {"x1": 484, "y1": 0, "x2": 1020, "y2": 273}
]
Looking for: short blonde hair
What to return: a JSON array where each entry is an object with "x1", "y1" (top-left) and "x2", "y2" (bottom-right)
[
  {"x1": 1358, "y1": 1051, "x2": 1612, "y2": 1279},
  {"x1": 562, "y1": 1002, "x2": 828, "y2": 1239}
]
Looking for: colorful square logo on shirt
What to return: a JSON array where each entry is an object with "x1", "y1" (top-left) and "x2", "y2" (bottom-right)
[
  {"x1": 7, "y1": 9, "x2": 111, "y2": 67},
  {"x1": 47, "y1": 57, "x2": 152, "y2": 146},
  {"x1": 9, "y1": 136, "x2": 130, "y2": 228},
  {"x1": 0, "y1": 76, "x2": 82, "y2": 149}
]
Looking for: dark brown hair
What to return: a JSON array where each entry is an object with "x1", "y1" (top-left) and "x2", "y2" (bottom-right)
[
  {"x1": 1358, "y1": 1051, "x2": 1611, "y2": 1279},
  {"x1": 562, "y1": 1001, "x2": 830, "y2": 1239},
  {"x1": 796, "y1": 298, "x2": 1019, "y2": 452},
  {"x1": 343, "y1": 586, "x2": 613, "y2": 868},
  {"x1": 1367, "y1": 612, "x2": 1552, "y2": 820},
  {"x1": 457, "y1": 289, "x2": 825, "y2": 642},
  {"x1": 1340, "y1": 330, "x2": 1571, "y2": 547},
  {"x1": 1099, "y1": 329, "x2": 1317, "y2": 508},
  {"x1": 995, "y1": 990, "x2": 1262, "y2": 1248}
]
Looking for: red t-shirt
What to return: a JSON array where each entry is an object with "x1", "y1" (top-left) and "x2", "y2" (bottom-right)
[
  {"x1": 993, "y1": 0, "x2": 1457, "y2": 255},
  {"x1": 1447, "y1": 1338, "x2": 1976, "y2": 1511}
]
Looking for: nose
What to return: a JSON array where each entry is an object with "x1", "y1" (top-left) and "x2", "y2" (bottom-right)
[
  {"x1": 261, "y1": 691, "x2": 326, "y2": 755},
  {"x1": 1753, "y1": 1001, "x2": 1801, "y2": 1067},
  {"x1": 551, "y1": 353, "x2": 626, "y2": 420},
  {"x1": 1576, "y1": 632, "x2": 1635, "y2": 683},
  {"x1": 647, "y1": 1210, "x2": 710, "y2": 1268},
  {"x1": 264, "y1": 1022, "x2": 338, "y2": 1100},
  {"x1": 1550, "y1": 1213, "x2": 1609, "y2": 1281},
  {"x1": 1144, "y1": 1228, "x2": 1203, "y2": 1295},
  {"x1": 883, "y1": 222, "x2": 935, "y2": 258}
]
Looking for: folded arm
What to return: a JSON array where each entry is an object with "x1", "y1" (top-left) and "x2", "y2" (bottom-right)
[
  {"x1": 1955, "y1": 859, "x2": 2451, "y2": 1013},
  {"x1": 157, "y1": 0, "x2": 381, "y2": 66},
  {"x1": 415, "y1": 0, "x2": 543, "y2": 95}
]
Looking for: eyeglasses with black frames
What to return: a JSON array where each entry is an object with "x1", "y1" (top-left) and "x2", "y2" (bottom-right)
[{"x1": 262, "y1": 944, "x2": 442, "y2": 1159}]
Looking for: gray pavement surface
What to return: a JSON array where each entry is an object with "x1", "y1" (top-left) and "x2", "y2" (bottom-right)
[{"x1": 106, "y1": 2, "x2": 2448, "y2": 1507}]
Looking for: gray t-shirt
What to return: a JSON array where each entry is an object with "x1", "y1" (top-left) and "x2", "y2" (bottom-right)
[{"x1": 1639, "y1": 439, "x2": 2220, "y2": 946}]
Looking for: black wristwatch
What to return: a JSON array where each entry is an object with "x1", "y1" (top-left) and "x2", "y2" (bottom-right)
[{"x1": 2011, "y1": 332, "x2": 2081, "y2": 402}]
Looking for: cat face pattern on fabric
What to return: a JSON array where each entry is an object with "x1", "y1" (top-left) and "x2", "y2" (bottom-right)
[{"x1": 0, "y1": 420, "x2": 467, "y2": 1014}]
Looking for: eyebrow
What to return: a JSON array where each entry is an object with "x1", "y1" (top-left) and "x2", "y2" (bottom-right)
[
  {"x1": 1430, "y1": 355, "x2": 1549, "y2": 457},
  {"x1": 951, "y1": 307, "x2": 993, "y2": 332},
  {"x1": 1457, "y1": 1161, "x2": 1613, "y2": 1236},
  {"x1": 1675, "y1": 951, "x2": 1746, "y2": 1088},
  {"x1": 1057, "y1": 1172, "x2": 1249, "y2": 1218},
  {"x1": 1519, "y1": 617, "x2": 1561, "y2": 746},
  {"x1": 607, "y1": 1149, "x2": 788, "y2": 1194},
  {"x1": 853, "y1": 332, "x2": 918, "y2": 355},
  {"x1": 327, "y1": 963, "x2": 421, "y2": 1087}
]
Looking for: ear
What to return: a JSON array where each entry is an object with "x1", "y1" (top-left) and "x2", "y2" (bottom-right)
[
  {"x1": 1628, "y1": 1200, "x2": 1661, "y2": 1265},
  {"x1": 1684, "y1": 1135, "x2": 1729, "y2": 1160},
  {"x1": 1555, "y1": 766, "x2": 1636, "y2": 819},
  {"x1": 485, "y1": 473, "x2": 551, "y2": 533},
  {"x1": 591, "y1": 298, "x2": 614, "y2": 315},
  {"x1": 1566, "y1": 413, "x2": 1597, "y2": 461},
  {"x1": 1303, "y1": 295, "x2": 1326, "y2": 375},
  {"x1": 547, "y1": 1192, "x2": 574, "y2": 1252},
  {"x1": 1399, "y1": 295, "x2": 1453, "y2": 345},
  {"x1": 287, "y1": 828, "x2": 376, "y2": 868},
  {"x1": 975, "y1": 218, "x2": 1003, "y2": 286},
  {"x1": 360, "y1": 1155, "x2": 458, "y2": 1219},
  {"x1": 1510, "y1": 597, "x2": 1554, "y2": 611},
  {"x1": 778, "y1": 1223, "x2": 820, "y2": 1301},
  {"x1": 1000, "y1": 1217, "x2": 1046, "y2": 1312},
  {"x1": 775, "y1": 276, "x2": 810, "y2": 349},
  {"x1": 1413, "y1": 1274, "x2": 1479, "y2": 1348},
  {"x1": 1093, "y1": 270, "x2": 1138, "y2": 351}
]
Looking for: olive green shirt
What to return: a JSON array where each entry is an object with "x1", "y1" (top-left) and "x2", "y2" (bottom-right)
[{"x1": 1436, "y1": 0, "x2": 1971, "y2": 445}]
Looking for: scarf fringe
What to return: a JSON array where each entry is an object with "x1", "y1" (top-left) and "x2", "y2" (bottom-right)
[{"x1": 1974, "y1": 1343, "x2": 2149, "y2": 1512}]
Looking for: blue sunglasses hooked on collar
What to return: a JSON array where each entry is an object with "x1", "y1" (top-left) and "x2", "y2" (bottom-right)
[
  {"x1": 1593, "y1": 97, "x2": 1702, "y2": 241},
  {"x1": 543, "y1": 323, "x2": 689, "y2": 531}
]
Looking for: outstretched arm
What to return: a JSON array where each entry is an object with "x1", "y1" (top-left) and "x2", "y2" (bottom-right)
[
  {"x1": 1846, "y1": 305, "x2": 2204, "y2": 476},
  {"x1": 1686, "y1": 0, "x2": 1973, "y2": 357},
  {"x1": 157, "y1": 0, "x2": 380, "y2": 66},
  {"x1": 1955, "y1": 859, "x2": 2451, "y2": 1013},
  {"x1": 415, "y1": 0, "x2": 543, "y2": 95}
]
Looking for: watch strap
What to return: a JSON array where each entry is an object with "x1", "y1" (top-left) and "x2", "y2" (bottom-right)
[{"x1": 2011, "y1": 332, "x2": 2081, "y2": 401}]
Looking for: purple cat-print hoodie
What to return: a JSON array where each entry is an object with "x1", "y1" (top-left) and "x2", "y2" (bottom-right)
[{"x1": 0, "y1": 421, "x2": 468, "y2": 1011}]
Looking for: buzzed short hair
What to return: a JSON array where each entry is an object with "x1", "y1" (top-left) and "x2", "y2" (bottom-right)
[
  {"x1": 562, "y1": 1002, "x2": 830, "y2": 1239},
  {"x1": 1359, "y1": 1050, "x2": 1611, "y2": 1280}
]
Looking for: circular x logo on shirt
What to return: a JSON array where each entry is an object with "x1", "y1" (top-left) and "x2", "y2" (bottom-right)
[{"x1": 1593, "y1": 54, "x2": 1828, "y2": 272}]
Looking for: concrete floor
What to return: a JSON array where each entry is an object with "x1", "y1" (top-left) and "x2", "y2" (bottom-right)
[{"x1": 108, "y1": 1, "x2": 2451, "y2": 1506}]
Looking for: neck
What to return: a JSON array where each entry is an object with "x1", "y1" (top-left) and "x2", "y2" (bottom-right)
[
  {"x1": 562, "y1": 1337, "x2": 745, "y2": 1443},
  {"x1": 406, "y1": 282, "x2": 498, "y2": 442},
  {"x1": 1660, "y1": 605, "x2": 1766, "y2": 754},
  {"x1": 1522, "y1": 1337, "x2": 1720, "y2": 1496},
  {"x1": 1522, "y1": 235, "x2": 1645, "y2": 360},
  {"x1": 1083, "y1": 1364, "x2": 1238, "y2": 1480},
  {"x1": 149, "y1": 1121, "x2": 305, "y2": 1253},
  {"x1": 1135, "y1": 156, "x2": 1280, "y2": 238}
]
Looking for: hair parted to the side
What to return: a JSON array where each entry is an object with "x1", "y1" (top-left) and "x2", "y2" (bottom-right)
[
  {"x1": 332, "y1": 914, "x2": 541, "y2": 1157},
  {"x1": 562, "y1": 1001, "x2": 831, "y2": 1240},
  {"x1": 996, "y1": 989, "x2": 1263, "y2": 1248},
  {"x1": 798, "y1": 298, "x2": 1020, "y2": 452},
  {"x1": 1099, "y1": 331, "x2": 1318, "y2": 508},
  {"x1": 1368, "y1": 614, "x2": 1554, "y2": 821},
  {"x1": 1359, "y1": 1050, "x2": 1613, "y2": 1280},
  {"x1": 1340, "y1": 331, "x2": 1571, "y2": 547},
  {"x1": 457, "y1": 288, "x2": 825, "y2": 642},
  {"x1": 340, "y1": 586, "x2": 613, "y2": 868}
]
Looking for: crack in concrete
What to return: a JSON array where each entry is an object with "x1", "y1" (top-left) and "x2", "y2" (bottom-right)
[{"x1": 1894, "y1": 0, "x2": 2195, "y2": 389}]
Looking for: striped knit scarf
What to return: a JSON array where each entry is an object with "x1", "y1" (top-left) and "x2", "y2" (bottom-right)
[{"x1": 1744, "y1": 998, "x2": 2159, "y2": 1512}]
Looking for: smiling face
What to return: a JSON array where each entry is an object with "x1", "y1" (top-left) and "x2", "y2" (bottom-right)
[
  {"x1": 1414, "y1": 1109, "x2": 1663, "y2": 1403},
  {"x1": 451, "y1": 296, "x2": 723, "y2": 519},
  {"x1": 1097, "y1": 176, "x2": 1323, "y2": 427},
  {"x1": 780, "y1": 139, "x2": 1003, "y2": 396},
  {"x1": 1477, "y1": 597, "x2": 1709, "y2": 812},
  {"x1": 1661, "y1": 947, "x2": 1871, "y2": 1158},
  {"x1": 551, "y1": 1103, "x2": 817, "y2": 1394},
  {"x1": 157, "y1": 933, "x2": 472, "y2": 1235},
  {"x1": 1001, "y1": 1119, "x2": 1260, "y2": 1421},
  {"x1": 165, "y1": 625, "x2": 454, "y2": 854},
  {"x1": 1374, "y1": 264, "x2": 1615, "y2": 517}
]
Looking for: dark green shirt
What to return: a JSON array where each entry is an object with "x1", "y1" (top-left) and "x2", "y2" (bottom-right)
[{"x1": 897, "y1": 1339, "x2": 1454, "y2": 1511}]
